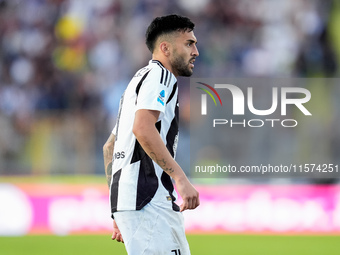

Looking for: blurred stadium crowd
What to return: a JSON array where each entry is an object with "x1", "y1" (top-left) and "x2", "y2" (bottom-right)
[{"x1": 0, "y1": 0, "x2": 339, "y2": 179}]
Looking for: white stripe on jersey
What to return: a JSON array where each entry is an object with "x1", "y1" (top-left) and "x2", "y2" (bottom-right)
[{"x1": 116, "y1": 161, "x2": 139, "y2": 210}]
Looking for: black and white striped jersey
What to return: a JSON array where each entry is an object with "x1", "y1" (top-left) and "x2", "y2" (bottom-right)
[{"x1": 110, "y1": 60, "x2": 180, "y2": 216}]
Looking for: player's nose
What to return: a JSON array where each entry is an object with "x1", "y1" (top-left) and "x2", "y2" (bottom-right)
[{"x1": 192, "y1": 44, "x2": 199, "y2": 57}]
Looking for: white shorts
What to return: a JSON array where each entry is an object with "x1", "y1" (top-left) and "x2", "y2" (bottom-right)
[{"x1": 113, "y1": 202, "x2": 190, "y2": 255}]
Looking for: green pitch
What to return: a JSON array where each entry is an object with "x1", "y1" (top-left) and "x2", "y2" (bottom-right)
[{"x1": 0, "y1": 234, "x2": 339, "y2": 255}]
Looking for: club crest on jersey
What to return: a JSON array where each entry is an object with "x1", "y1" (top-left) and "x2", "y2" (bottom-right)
[{"x1": 157, "y1": 90, "x2": 165, "y2": 106}]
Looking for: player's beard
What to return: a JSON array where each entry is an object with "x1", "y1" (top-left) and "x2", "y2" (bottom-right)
[{"x1": 171, "y1": 50, "x2": 194, "y2": 77}]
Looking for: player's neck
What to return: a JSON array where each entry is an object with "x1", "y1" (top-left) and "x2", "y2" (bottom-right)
[{"x1": 152, "y1": 55, "x2": 177, "y2": 77}]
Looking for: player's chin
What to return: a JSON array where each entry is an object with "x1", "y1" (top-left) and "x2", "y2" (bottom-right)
[
  {"x1": 178, "y1": 67, "x2": 194, "y2": 77},
  {"x1": 185, "y1": 67, "x2": 194, "y2": 77}
]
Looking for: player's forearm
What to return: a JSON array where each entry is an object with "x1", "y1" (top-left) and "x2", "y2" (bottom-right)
[
  {"x1": 133, "y1": 109, "x2": 199, "y2": 211},
  {"x1": 133, "y1": 116, "x2": 187, "y2": 183},
  {"x1": 103, "y1": 133, "x2": 115, "y2": 188}
]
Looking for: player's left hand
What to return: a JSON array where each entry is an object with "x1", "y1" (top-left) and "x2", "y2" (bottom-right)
[{"x1": 112, "y1": 220, "x2": 124, "y2": 243}]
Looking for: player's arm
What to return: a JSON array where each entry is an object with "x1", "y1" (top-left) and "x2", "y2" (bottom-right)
[
  {"x1": 133, "y1": 109, "x2": 200, "y2": 212},
  {"x1": 103, "y1": 133, "x2": 124, "y2": 243},
  {"x1": 103, "y1": 133, "x2": 115, "y2": 188}
]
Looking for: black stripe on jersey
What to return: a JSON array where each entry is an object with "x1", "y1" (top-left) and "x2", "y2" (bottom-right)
[
  {"x1": 131, "y1": 120, "x2": 161, "y2": 209},
  {"x1": 161, "y1": 171, "x2": 180, "y2": 212},
  {"x1": 162, "y1": 99, "x2": 180, "y2": 212},
  {"x1": 166, "y1": 82, "x2": 177, "y2": 104},
  {"x1": 155, "y1": 121, "x2": 161, "y2": 132},
  {"x1": 152, "y1": 60, "x2": 169, "y2": 86},
  {"x1": 130, "y1": 137, "x2": 159, "y2": 210},
  {"x1": 152, "y1": 60, "x2": 165, "y2": 67},
  {"x1": 160, "y1": 68, "x2": 164, "y2": 84},
  {"x1": 164, "y1": 70, "x2": 169, "y2": 86},
  {"x1": 166, "y1": 99, "x2": 179, "y2": 157},
  {"x1": 135, "y1": 71, "x2": 151, "y2": 104},
  {"x1": 130, "y1": 139, "x2": 145, "y2": 164},
  {"x1": 110, "y1": 169, "x2": 122, "y2": 217},
  {"x1": 136, "y1": 154, "x2": 159, "y2": 210},
  {"x1": 127, "y1": 139, "x2": 159, "y2": 210},
  {"x1": 131, "y1": 121, "x2": 161, "y2": 164}
]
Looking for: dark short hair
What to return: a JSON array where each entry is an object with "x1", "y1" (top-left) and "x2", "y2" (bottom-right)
[{"x1": 145, "y1": 14, "x2": 195, "y2": 53}]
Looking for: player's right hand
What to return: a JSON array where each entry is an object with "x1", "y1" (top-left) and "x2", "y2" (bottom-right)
[
  {"x1": 176, "y1": 177, "x2": 200, "y2": 212},
  {"x1": 112, "y1": 220, "x2": 124, "y2": 243}
]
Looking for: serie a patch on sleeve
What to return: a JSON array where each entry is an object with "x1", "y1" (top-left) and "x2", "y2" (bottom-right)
[{"x1": 157, "y1": 90, "x2": 165, "y2": 106}]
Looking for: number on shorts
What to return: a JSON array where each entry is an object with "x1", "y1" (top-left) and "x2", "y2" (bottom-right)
[{"x1": 171, "y1": 249, "x2": 181, "y2": 255}]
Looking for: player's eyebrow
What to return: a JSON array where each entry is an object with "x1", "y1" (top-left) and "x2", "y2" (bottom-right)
[{"x1": 187, "y1": 39, "x2": 197, "y2": 44}]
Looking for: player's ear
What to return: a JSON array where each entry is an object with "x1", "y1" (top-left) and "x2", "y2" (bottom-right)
[{"x1": 160, "y1": 42, "x2": 171, "y2": 56}]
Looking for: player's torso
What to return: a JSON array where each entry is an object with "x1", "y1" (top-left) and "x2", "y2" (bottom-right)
[
  {"x1": 112, "y1": 61, "x2": 178, "y2": 174},
  {"x1": 110, "y1": 60, "x2": 180, "y2": 212}
]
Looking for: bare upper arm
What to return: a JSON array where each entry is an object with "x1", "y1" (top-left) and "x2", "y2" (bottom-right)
[{"x1": 133, "y1": 109, "x2": 160, "y2": 136}]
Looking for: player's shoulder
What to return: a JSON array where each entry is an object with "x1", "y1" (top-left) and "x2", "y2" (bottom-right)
[
  {"x1": 132, "y1": 60, "x2": 176, "y2": 91},
  {"x1": 147, "y1": 60, "x2": 175, "y2": 87},
  {"x1": 133, "y1": 65, "x2": 152, "y2": 78},
  {"x1": 133, "y1": 60, "x2": 162, "y2": 77}
]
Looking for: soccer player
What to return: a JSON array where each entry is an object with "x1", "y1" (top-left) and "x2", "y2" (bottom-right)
[{"x1": 103, "y1": 14, "x2": 200, "y2": 255}]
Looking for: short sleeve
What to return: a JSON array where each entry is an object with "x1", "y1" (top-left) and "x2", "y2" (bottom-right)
[{"x1": 135, "y1": 68, "x2": 173, "y2": 120}]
